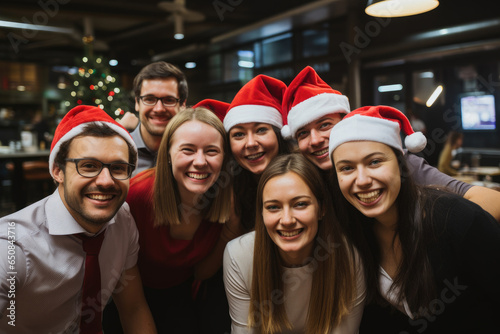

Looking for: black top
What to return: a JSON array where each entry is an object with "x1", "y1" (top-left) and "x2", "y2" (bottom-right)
[{"x1": 360, "y1": 191, "x2": 500, "y2": 334}]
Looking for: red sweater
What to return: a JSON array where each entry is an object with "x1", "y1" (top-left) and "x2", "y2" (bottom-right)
[{"x1": 127, "y1": 169, "x2": 223, "y2": 289}]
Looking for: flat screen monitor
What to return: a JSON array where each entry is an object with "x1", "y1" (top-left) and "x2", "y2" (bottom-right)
[{"x1": 460, "y1": 93, "x2": 496, "y2": 130}]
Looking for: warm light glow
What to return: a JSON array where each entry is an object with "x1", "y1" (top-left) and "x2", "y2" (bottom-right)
[
  {"x1": 366, "y1": 0, "x2": 439, "y2": 18},
  {"x1": 426, "y1": 85, "x2": 443, "y2": 107}
]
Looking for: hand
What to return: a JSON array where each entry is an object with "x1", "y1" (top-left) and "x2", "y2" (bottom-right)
[{"x1": 118, "y1": 112, "x2": 139, "y2": 131}]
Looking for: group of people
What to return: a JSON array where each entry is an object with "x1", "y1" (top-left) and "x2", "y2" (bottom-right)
[{"x1": 1, "y1": 61, "x2": 499, "y2": 334}]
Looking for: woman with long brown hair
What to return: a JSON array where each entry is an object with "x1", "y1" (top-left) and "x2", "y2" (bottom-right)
[{"x1": 224, "y1": 153, "x2": 365, "y2": 333}]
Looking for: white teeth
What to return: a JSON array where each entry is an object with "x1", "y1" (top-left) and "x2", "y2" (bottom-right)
[
  {"x1": 279, "y1": 229, "x2": 301, "y2": 237},
  {"x1": 88, "y1": 194, "x2": 113, "y2": 200},
  {"x1": 247, "y1": 152, "x2": 264, "y2": 160},
  {"x1": 312, "y1": 148, "x2": 328, "y2": 156},
  {"x1": 357, "y1": 190, "x2": 381, "y2": 203},
  {"x1": 187, "y1": 173, "x2": 209, "y2": 180}
]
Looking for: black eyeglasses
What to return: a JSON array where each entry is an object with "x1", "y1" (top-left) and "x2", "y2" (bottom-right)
[
  {"x1": 65, "y1": 158, "x2": 135, "y2": 180},
  {"x1": 139, "y1": 95, "x2": 180, "y2": 107}
]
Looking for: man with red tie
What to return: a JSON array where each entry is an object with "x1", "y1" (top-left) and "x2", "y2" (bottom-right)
[{"x1": 0, "y1": 105, "x2": 156, "y2": 333}]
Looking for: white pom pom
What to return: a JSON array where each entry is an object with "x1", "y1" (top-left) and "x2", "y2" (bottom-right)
[
  {"x1": 405, "y1": 132, "x2": 427, "y2": 153},
  {"x1": 281, "y1": 125, "x2": 292, "y2": 139}
]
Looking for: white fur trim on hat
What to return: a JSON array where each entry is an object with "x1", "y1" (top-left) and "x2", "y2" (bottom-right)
[
  {"x1": 328, "y1": 115, "x2": 403, "y2": 158},
  {"x1": 223, "y1": 104, "x2": 283, "y2": 132},
  {"x1": 286, "y1": 92, "x2": 349, "y2": 139},
  {"x1": 49, "y1": 121, "x2": 137, "y2": 178}
]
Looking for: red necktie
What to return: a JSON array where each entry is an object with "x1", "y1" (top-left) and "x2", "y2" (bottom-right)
[{"x1": 77, "y1": 231, "x2": 106, "y2": 334}]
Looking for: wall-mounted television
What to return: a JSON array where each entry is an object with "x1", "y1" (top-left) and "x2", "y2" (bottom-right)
[{"x1": 459, "y1": 92, "x2": 496, "y2": 131}]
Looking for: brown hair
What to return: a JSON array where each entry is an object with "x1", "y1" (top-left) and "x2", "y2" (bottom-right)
[
  {"x1": 249, "y1": 153, "x2": 356, "y2": 333},
  {"x1": 133, "y1": 61, "x2": 188, "y2": 105},
  {"x1": 153, "y1": 107, "x2": 232, "y2": 226}
]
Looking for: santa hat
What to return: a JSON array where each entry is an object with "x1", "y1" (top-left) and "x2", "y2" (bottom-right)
[
  {"x1": 193, "y1": 99, "x2": 229, "y2": 122},
  {"x1": 224, "y1": 74, "x2": 286, "y2": 132},
  {"x1": 281, "y1": 66, "x2": 350, "y2": 139},
  {"x1": 328, "y1": 105, "x2": 427, "y2": 157},
  {"x1": 49, "y1": 105, "x2": 138, "y2": 178}
]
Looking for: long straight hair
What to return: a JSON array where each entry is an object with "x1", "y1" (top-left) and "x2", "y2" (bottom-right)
[
  {"x1": 330, "y1": 148, "x2": 436, "y2": 313},
  {"x1": 249, "y1": 153, "x2": 356, "y2": 333},
  {"x1": 153, "y1": 107, "x2": 232, "y2": 226}
]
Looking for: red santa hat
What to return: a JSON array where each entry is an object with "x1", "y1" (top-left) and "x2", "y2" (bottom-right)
[
  {"x1": 328, "y1": 105, "x2": 427, "y2": 157},
  {"x1": 281, "y1": 66, "x2": 350, "y2": 139},
  {"x1": 49, "y1": 105, "x2": 138, "y2": 178},
  {"x1": 224, "y1": 74, "x2": 286, "y2": 132},
  {"x1": 193, "y1": 99, "x2": 229, "y2": 122}
]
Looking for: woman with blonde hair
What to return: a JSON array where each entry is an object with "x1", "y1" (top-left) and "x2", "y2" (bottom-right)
[
  {"x1": 125, "y1": 107, "x2": 235, "y2": 332},
  {"x1": 224, "y1": 153, "x2": 365, "y2": 333}
]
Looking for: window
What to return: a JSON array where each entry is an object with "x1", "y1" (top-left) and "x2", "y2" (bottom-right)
[
  {"x1": 302, "y1": 29, "x2": 329, "y2": 58},
  {"x1": 262, "y1": 33, "x2": 292, "y2": 67}
]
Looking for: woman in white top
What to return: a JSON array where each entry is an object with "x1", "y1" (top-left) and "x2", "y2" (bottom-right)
[{"x1": 223, "y1": 153, "x2": 365, "y2": 334}]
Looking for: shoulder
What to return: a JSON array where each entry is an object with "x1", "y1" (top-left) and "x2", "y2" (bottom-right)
[
  {"x1": 424, "y1": 188, "x2": 496, "y2": 237},
  {"x1": 0, "y1": 198, "x2": 48, "y2": 240},
  {"x1": 127, "y1": 169, "x2": 155, "y2": 204},
  {"x1": 224, "y1": 231, "x2": 255, "y2": 272},
  {"x1": 226, "y1": 231, "x2": 255, "y2": 257},
  {"x1": 223, "y1": 231, "x2": 255, "y2": 290}
]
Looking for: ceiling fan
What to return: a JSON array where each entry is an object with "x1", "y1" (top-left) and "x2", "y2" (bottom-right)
[{"x1": 158, "y1": 0, "x2": 206, "y2": 40}]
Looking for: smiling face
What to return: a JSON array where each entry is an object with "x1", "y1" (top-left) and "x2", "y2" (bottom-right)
[
  {"x1": 169, "y1": 120, "x2": 224, "y2": 203},
  {"x1": 53, "y1": 135, "x2": 130, "y2": 233},
  {"x1": 135, "y1": 77, "x2": 185, "y2": 145},
  {"x1": 332, "y1": 141, "x2": 401, "y2": 227},
  {"x1": 262, "y1": 171, "x2": 320, "y2": 267},
  {"x1": 229, "y1": 122, "x2": 280, "y2": 175},
  {"x1": 296, "y1": 113, "x2": 344, "y2": 171}
]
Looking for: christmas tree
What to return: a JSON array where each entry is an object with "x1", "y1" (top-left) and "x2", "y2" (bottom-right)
[{"x1": 63, "y1": 37, "x2": 132, "y2": 119}]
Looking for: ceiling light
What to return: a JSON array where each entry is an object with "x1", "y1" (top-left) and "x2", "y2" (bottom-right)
[
  {"x1": 174, "y1": 14, "x2": 184, "y2": 40},
  {"x1": 109, "y1": 59, "x2": 118, "y2": 66},
  {"x1": 238, "y1": 60, "x2": 254, "y2": 68},
  {"x1": 378, "y1": 84, "x2": 403, "y2": 92},
  {"x1": 426, "y1": 85, "x2": 443, "y2": 107},
  {"x1": 365, "y1": 0, "x2": 439, "y2": 18},
  {"x1": 0, "y1": 19, "x2": 73, "y2": 34},
  {"x1": 185, "y1": 62, "x2": 196, "y2": 69}
]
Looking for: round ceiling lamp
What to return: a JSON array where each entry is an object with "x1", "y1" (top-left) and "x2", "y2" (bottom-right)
[{"x1": 365, "y1": 0, "x2": 439, "y2": 17}]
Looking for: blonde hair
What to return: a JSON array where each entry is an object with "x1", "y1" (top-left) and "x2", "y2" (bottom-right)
[
  {"x1": 249, "y1": 153, "x2": 356, "y2": 333},
  {"x1": 153, "y1": 107, "x2": 232, "y2": 226}
]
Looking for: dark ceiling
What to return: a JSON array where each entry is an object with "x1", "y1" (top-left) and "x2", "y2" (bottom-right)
[
  {"x1": 0, "y1": 0, "x2": 327, "y2": 70},
  {"x1": 0, "y1": 0, "x2": 499, "y2": 74}
]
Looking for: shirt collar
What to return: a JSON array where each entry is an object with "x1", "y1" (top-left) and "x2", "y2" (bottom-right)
[
  {"x1": 45, "y1": 189, "x2": 115, "y2": 236},
  {"x1": 130, "y1": 123, "x2": 150, "y2": 152}
]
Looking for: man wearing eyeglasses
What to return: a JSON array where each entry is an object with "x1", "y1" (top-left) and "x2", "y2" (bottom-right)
[
  {"x1": 128, "y1": 61, "x2": 188, "y2": 176},
  {"x1": 0, "y1": 105, "x2": 157, "y2": 333}
]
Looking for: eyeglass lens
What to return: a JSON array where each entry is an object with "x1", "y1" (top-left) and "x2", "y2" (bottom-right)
[
  {"x1": 76, "y1": 159, "x2": 131, "y2": 179},
  {"x1": 141, "y1": 96, "x2": 178, "y2": 106}
]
